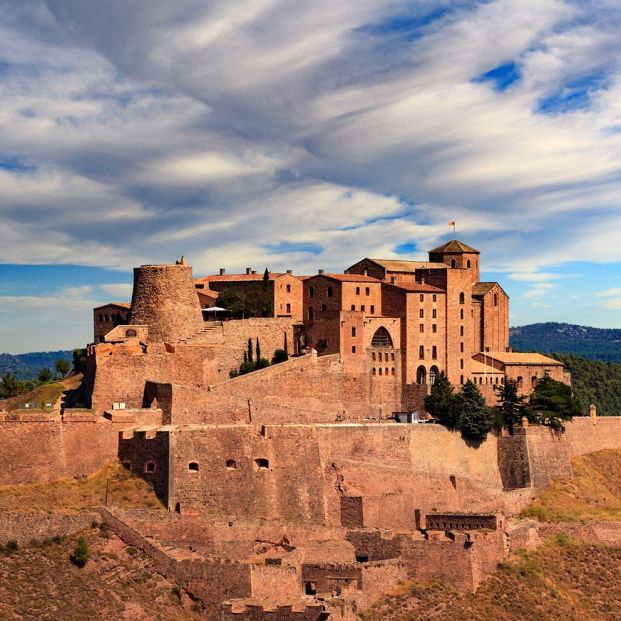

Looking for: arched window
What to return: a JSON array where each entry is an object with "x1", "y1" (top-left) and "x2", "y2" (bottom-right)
[
  {"x1": 371, "y1": 327, "x2": 393, "y2": 348},
  {"x1": 467, "y1": 259, "x2": 471, "y2": 268},
  {"x1": 531, "y1": 375, "x2": 538, "y2": 388},
  {"x1": 451, "y1": 259, "x2": 457, "y2": 268},
  {"x1": 255, "y1": 458, "x2": 269, "y2": 470},
  {"x1": 459, "y1": 292, "x2": 465, "y2": 304},
  {"x1": 144, "y1": 461, "x2": 156, "y2": 473},
  {"x1": 517, "y1": 376, "x2": 523, "y2": 389},
  {"x1": 188, "y1": 462, "x2": 199, "y2": 472},
  {"x1": 416, "y1": 366, "x2": 426, "y2": 385},
  {"x1": 226, "y1": 460, "x2": 237, "y2": 470},
  {"x1": 379, "y1": 368, "x2": 383, "y2": 376},
  {"x1": 372, "y1": 367, "x2": 377, "y2": 376},
  {"x1": 429, "y1": 366, "x2": 439, "y2": 385}
]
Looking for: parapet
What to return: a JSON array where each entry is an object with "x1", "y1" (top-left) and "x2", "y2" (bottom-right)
[{"x1": 129, "y1": 263, "x2": 204, "y2": 343}]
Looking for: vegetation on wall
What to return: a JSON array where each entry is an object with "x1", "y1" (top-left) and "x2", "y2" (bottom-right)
[{"x1": 550, "y1": 353, "x2": 621, "y2": 416}]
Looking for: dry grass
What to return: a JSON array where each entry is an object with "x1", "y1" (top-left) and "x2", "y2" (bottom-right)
[
  {"x1": 0, "y1": 528, "x2": 201, "y2": 621},
  {"x1": 0, "y1": 461, "x2": 163, "y2": 513},
  {"x1": 359, "y1": 534, "x2": 621, "y2": 621},
  {"x1": 521, "y1": 449, "x2": 621, "y2": 522}
]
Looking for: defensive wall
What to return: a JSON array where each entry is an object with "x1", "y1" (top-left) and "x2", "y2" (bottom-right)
[
  {"x1": 0, "y1": 409, "x2": 161, "y2": 485},
  {"x1": 0, "y1": 511, "x2": 98, "y2": 546},
  {"x1": 498, "y1": 416, "x2": 621, "y2": 490},
  {"x1": 119, "y1": 423, "x2": 511, "y2": 523},
  {"x1": 86, "y1": 317, "x2": 296, "y2": 416}
]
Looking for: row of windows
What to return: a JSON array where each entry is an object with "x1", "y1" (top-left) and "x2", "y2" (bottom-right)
[
  {"x1": 419, "y1": 309, "x2": 438, "y2": 318},
  {"x1": 350, "y1": 304, "x2": 375, "y2": 313},
  {"x1": 126, "y1": 458, "x2": 270, "y2": 474},
  {"x1": 371, "y1": 351, "x2": 395, "y2": 362},
  {"x1": 372, "y1": 367, "x2": 396, "y2": 376},
  {"x1": 419, "y1": 324, "x2": 438, "y2": 333},
  {"x1": 419, "y1": 294, "x2": 438, "y2": 302},
  {"x1": 419, "y1": 346, "x2": 438, "y2": 360}
]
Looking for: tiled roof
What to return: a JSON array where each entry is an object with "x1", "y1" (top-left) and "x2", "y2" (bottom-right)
[
  {"x1": 478, "y1": 352, "x2": 563, "y2": 365},
  {"x1": 312, "y1": 273, "x2": 382, "y2": 283},
  {"x1": 389, "y1": 282, "x2": 445, "y2": 293},
  {"x1": 195, "y1": 273, "x2": 283, "y2": 283},
  {"x1": 367, "y1": 259, "x2": 448, "y2": 272},
  {"x1": 429, "y1": 239, "x2": 480, "y2": 254},
  {"x1": 94, "y1": 302, "x2": 131, "y2": 310},
  {"x1": 472, "y1": 282, "x2": 497, "y2": 296},
  {"x1": 196, "y1": 289, "x2": 219, "y2": 299},
  {"x1": 470, "y1": 359, "x2": 504, "y2": 374}
]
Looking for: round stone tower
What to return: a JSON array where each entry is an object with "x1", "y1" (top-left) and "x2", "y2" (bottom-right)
[{"x1": 129, "y1": 263, "x2": 204, "y2": 343}]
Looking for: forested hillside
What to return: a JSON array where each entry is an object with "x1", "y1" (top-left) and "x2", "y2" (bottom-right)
[
  {"x1": 0, "y1": 351, "x2": 73, "y2": 381},
  {"x1": 510, "y1": 323, "x2": 621, "y2": 363},
  {"x1": 551, "y1": 354, "x2": 621, "y2": 416}
]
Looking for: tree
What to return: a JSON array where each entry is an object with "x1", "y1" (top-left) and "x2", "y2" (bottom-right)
[
  {"x1": 219, "y1": 285, "x2": 272, "y2": 318},
  {"x1": 272, "y1": 349, "x2": 289, "y2": 364},
  {"x1": 0, "y1": 373, "x2": 24, "y2": 399},
  {"x1": 529, "y1": 374, "x2": 582, "y2": 430},
  {"x1": 72, "y1": 537, "x2": 90, "y2": 567},
  {"x1": 55, "y1": 359, "x2": 70, "y2": 378},
  {"x1": 247, "y1": 338, "x2": 254, "y2": 367},
  {"x1": 72, "y1": 348, "x2": 88, "y2": 375},
  {"x1": 458, "y1": 380, "x2": 495, "y2": 441},
  {"x1": 255, "y1": 338, "x2": 261, "y2": 364},
  {"x1": 38, "y1": 368, "x2": 52, "y2": 384},
  {"x1": 424, "y1": 372, "x2": 462, "y2": 428},
  {"x1": 495, "y1": 378, "x2": 531, "y2": 433}
]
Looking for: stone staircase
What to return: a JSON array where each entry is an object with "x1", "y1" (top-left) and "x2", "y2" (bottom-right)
[{"x1": 172, "y1": 322, "x2": 224, "y2": 345}]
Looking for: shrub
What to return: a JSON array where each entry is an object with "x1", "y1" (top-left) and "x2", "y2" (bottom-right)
[
  {"x1": 72, "y1": 537, "x2": 90, "y2": 567},
  {"x1": 272, "y1": 349, "x2": 289, "y2": 364},
  {"x1": 255, "y1": 357, "x2": 270, "y2": 370}
]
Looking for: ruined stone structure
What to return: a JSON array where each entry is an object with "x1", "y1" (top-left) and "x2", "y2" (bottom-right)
[{"x1": 0, "y1": 239, "x2": 600, "y2": 620}]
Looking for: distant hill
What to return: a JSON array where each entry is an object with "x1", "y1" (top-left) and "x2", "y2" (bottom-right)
[
  {"x1": 0, "y1": 350, "x2": 73, "y2": 381},
  {"x1": 510, "y1": 322, "x2": 621, "y2": 363}
]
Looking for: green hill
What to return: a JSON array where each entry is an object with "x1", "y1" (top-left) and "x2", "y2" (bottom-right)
[
  {"x1": 510, "y1": 323, "x2": 621, "y2": 363},
  {"x1": 0, "y1": 351, "x2": 73, "y2": 381}
]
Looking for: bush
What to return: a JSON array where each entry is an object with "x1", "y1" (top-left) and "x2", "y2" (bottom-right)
[
  {"x1": 72, "y1": 537, "x2": 90, "y2": 567},
  {"x1": 272, "y1": 349, "x2": 289, "y2": 364},
  {"x1": 238, "y1": 361, "x2": 254, "y2": 375},
  {"x1": 1, "y1": 540, "x2": 18, "y2": 556},
  {"x1": 255, "y1": 357, "x2": 270, "y2": 370}
]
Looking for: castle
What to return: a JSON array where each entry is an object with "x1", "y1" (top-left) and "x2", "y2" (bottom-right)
[{"x1": 3, "y1": 240, "x2": 605, "y2": 621}]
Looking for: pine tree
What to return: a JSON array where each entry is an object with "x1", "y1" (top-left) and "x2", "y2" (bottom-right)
[
  {"x1": 529, "y1": 374, "x2": 582, "y2": 430},
  {"x1": 424, "y1": 371, "x2": 461, "y2": 429},
  {"x1": 255, "y1": 338, "x2": 261, "y2": 363},
  {"x1": 247, "y1": 338, "x2": 253, "y2": 367},
  {"x1": 495, "y1": 378, "x2": 531, "y2": 433},
  {"x1": 458, "y1": 380, "x2": 495, "y2": 441},
  {"x1": 72, "y1": 537, "x2": 90, "y2": 567}
]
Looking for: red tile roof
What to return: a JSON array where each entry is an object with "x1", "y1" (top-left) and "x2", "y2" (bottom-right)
[{"x1": 308, "y1": 273, "x2": 382, "y2": 283}]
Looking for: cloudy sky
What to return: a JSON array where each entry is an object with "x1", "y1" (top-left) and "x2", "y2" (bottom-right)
[{"x1": 1, "y1": 0, "x2": 621, "y2": 353}]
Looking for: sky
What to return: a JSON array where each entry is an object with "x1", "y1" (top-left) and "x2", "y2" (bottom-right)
[{"x1": 1, "y1": 0, "x2": 621, "y2": 353}]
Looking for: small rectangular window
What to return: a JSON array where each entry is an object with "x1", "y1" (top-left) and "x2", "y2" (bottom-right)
[
  {"x1": 370, "y1": 305, "x2": 375, "y2": 314},
  {"x1": 432, "y1": 324, "x2": 437, "y2": 333},
  {"x1": 419, "y1": 323, "x2": 424, "y2": 333},
  {"x1": 460, "y1": 326, "x2": 464, "y2": 336},
  {"x1": 419, "y1": 309, "x2": 424, "y2": 318},
  {"x1": 327, "y1": 286, "x2": 333, "y2": 297},
  {"x1": 365, "y1": 287, "x2": 370, "y2": 296},
  {"x1": 419, "y1": 294, "x2": 424, "y2": 302},
  {"x1": 419, "y1": 345, "x2": 424, "y2": 359},
  {"x1": 286, "y1": 284, "x2": 291, "y2": 293},
  {"x1": 309, "y1": 286, "x2": 314, "y2": 298},
  {"x1": 351, "y1": 345, "x2": 356, "y2": 353},
  {"x1": 321, "y1": 303, "x2": 327, "y2": 311},
  {"x1": 286, "y1": 303, "x2": 291, "y2": 313},
  {"x1": 351, "y1": 327, "x2": 356, "y2": 337},
  {"x1": 432, "y1": 309, "x2": 437, "y2": 318},
  {"x1": 460, "y1": 359, "x2": 464, "y2": 369},
  {"x1": 351, "y1": 304, "x2": 355, "y2": 311},
  {"x1": 432, "y1": 294, "x2": 437, "y2": 302},
  {"x1": 460, "y1": 342, "x2": 464, "y2": 352},
  {"x1": 356, "y1": 287, "x2": 360, "y2": 295},
  {"x1": 361, "y1": 305, "x2": 365, "y2": 312},
  {"x1": 432, "y1": 346, "x2": 437, "y2": 359}
]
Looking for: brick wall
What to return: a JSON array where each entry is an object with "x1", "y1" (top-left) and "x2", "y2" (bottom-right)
[{"x1": 0, "y1": 511, "x2": 98, "y2": 545}]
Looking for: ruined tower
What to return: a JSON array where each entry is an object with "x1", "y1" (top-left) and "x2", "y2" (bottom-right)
[{"x1": 129, "y1": 263, "x2": 204, "y2": 343}]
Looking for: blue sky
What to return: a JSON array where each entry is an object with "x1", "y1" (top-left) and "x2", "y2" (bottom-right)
[{"x1": 1, "y1": 0, "x2": 621, "y2": 353}]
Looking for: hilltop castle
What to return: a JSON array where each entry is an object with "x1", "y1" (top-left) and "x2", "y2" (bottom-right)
[
  {"x1": 90, "y1": 239, "x2": 567, "y2": 422},
  {"x1": 3, "y1": 240, "x2": 595, "y2": 620}
]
